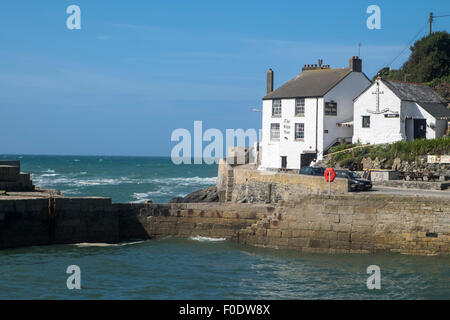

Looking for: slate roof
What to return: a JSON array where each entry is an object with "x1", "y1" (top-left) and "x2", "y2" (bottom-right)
[
  {"x1": 263, "y1": 68, "x2": 352, "y2": 99},
  {"x1": 419, "y1": 102, "x2": 450, "y2": 119},
  {"x1": 381, "y1": 80, "x2": 449, "y2": 119},
  {"x1": 383, "y1": 80, "x2": 446, "y2": 104}
]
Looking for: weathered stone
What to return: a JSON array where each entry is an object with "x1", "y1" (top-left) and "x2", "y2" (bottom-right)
[{"x1": 170, "y1": 186, "x2": 219, "y2": 203}]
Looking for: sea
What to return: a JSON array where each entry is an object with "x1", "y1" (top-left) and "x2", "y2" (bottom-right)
[{"x1": 0, "y1": 155, "x2": 449, "y2": 300}]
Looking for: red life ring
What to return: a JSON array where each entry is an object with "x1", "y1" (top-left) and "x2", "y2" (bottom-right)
[{"x1": 324, "y1": 168, "x2": 336, "y2": 182}]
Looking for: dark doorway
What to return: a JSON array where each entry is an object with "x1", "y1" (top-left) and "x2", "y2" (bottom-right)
[
  {"x1": 413, "y1": 119, "x2": 426, "y2": 139},
  {"x1": 281, "y1": 156, "x2": 287, "y2": 169},
  {"x1": 300, "y1": 153, "x2": 316, "y2": 168}
]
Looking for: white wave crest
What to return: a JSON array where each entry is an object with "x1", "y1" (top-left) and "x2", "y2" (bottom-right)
[
  {"x1": 149, "y1": 176, "x2": 217, "y2": 186},
  {"x1": 41, "y1": 173, "x2": 59, "y2": 177},
  {"x1": 132, "y1": 189, "x2": 187, "y2": 203},
  {"x1": 33, "y1": 174, "x2": 216, "y2": 188},
  {"x1": 72, "y1": 241, "x2": 145, "y2": 247},
  {"x1": 189, "y1": 236, "x2": 226, "y2": 242}
]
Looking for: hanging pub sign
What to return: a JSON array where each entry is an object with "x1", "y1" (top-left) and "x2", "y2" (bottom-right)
[{"x1": 324, "y1": 102, "x2": 337, "y2": 116}]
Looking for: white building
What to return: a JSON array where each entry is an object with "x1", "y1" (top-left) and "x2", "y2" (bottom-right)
[
  {"x1": 260, "y1": 57, "x2": 371, "y2": 170},
  {"x1": 353, "y1": 77, "x2": 450, "y2": 145}
]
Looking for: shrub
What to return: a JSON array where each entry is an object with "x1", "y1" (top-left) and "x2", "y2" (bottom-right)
[{"x1": 327, "y1": 137, "x2": 450, "y2": 169}]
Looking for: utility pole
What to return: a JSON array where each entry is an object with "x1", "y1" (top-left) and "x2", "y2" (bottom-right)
[{"x1": 429, "y1": 12, "x2": 433, "y2": 35}]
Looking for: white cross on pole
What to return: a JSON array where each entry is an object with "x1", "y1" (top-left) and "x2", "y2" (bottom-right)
[{"x1": 371, "y1": 82, "x2": 384, "y2": 113}]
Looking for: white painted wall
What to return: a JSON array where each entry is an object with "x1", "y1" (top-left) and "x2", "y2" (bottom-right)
[
  {"x1": 353, "y1": 80, "x2": 447, "y2": 144},
  {"x1": 413, "y1": 103, "x2": 448, "y2": 139},
  {"x1": 261, "y1": 71, "x2": 371, "y2": 170},
  {"x1": 260, "y1": 97, "x2": 320, "y2": 169},
  {"x1": 353, "y1": 80, "x2": 403, "y2": 144},
  {"x1": 401, "y1": 101, "x2": 430, "y2": 139},
  {"x1": 323, "y1": 72, "x2": 371, "y2": 153}
]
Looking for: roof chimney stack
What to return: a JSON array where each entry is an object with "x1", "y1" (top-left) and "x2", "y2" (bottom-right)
[
  {"x1": 349, "y1": 56, "x2": 362, "y2": 72},
  {"x1": 302, "y1": 59, "x2": 330, "y2": 71},
  {"x1": 267, "y1": 68, "x2": 274, "y2": 94}
]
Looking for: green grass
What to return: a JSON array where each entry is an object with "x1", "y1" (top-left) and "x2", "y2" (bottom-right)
[{"x1": 328, "y1": 137, "x2": 450, "y2": 168}]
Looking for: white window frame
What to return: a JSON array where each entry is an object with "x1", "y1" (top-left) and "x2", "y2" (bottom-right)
[
  {"x1": 295, "y1": 123, "x2": 304, "y2": 140},
  {"x1": 270, "y1": 123, "x2": 280, "y2": 141},
  {"x1": 295, "y1": 98, "x2": 305, "y2": 117},
  {"x1": 272, "y1": 99, "x2": 282, "y2": 117}
]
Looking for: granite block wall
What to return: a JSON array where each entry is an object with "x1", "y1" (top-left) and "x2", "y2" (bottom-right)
[{"x1": 236, "y1": 194, "x2": 450, "y2": 256}]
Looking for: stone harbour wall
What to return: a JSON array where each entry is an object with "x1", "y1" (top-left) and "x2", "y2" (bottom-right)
[
  {"x1": 0, "y1": 197, "x2": 148, "y2": 249},
  {"x1": 235, "y1": 194, "x2": 450, "y2": 256},
  {"x1": 372, "y1": 179, "x2": 450, "y2": 190},
  {"x1": 134, "y1": 202, "x2": 273, "y2": 239},
  {"x1": 0, "y1": 197, "x2": 122, "y2": 249},
  {"x1": 1, "y1": 193, "x2": 449, "y2": 256},
  {"x1": 231, "y1": 166, "x2": 348, "y2": 203}
]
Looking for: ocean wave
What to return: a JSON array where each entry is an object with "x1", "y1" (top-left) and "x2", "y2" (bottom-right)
[
  {"x1": 148, "y1": 176, "x2": 217, "y2": 186},
  {"x1": 189, "y1": 236, "x2": 226, "y2": 242},
  {"x1": 41, "y1": 173, "x2": 60, "y2": 177},
  {"x1": 132, "y1": 189, "x2": 187, "y2": 203},
  {"x1": 31, "y1": 176, "x2": 135, "y2": 187},
  {"x1": 71, "y1": 241, "x2": 145, "y2": 247},
  {"x1": 32, "y1": 174, "x2": 217, "y2": 188}
]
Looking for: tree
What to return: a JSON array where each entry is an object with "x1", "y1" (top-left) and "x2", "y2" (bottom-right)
[
  {"x1": 401, "y1": 31, "x2": 450, "y2": 82},
  {"x1": 374, "y1": 31, "x2": 450, "y2": 101}
]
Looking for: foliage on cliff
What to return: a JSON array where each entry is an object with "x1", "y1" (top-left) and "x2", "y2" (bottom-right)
[
  {"x1": 374, "y1": 31, "x2": 450, "y2": 101},
  {"x1": 327, "y1": 137, "x2": 450, "y2": 169}
]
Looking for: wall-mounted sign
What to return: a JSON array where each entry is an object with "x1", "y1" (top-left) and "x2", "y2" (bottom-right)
[
  {"x1": 384, "y1": 113, "x2": 399, "y2": 118},
  {"x1": 283, "y1": 119, "x2": 290, "y2": 138}
]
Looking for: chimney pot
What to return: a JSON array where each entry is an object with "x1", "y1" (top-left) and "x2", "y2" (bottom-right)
[{"x1": 267, "y1": 68, "x2": 274, "y2": 94}]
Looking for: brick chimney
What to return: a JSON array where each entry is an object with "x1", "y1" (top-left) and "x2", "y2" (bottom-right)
[
  {"x1": 349, "y1": 56, "x2": 362, "y2": 72},
  {"x1": 267, "y1": 68, "x2": 274, "y2": 94}
]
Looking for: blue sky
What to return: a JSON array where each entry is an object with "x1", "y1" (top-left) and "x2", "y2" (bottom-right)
[{"x1": 1, "y1": 0, "x2": 449, "y2": 156}]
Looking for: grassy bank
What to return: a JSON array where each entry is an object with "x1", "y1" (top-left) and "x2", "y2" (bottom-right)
[{"x1": 327, "y1": 137, "x2": 450, "y2": 169}]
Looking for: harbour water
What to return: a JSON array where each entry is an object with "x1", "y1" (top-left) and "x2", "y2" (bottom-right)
[
  {"x1": 1, "y1": 238, "x2": 449, "y2": 299},
  {"x1": 0, "y1": 155, "x2": 449, "y2": 299}
]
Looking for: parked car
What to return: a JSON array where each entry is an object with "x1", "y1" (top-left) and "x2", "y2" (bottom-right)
[
  {"x1": 335, "y1": 170, "x2": 372, "y2": 192},
  {"x1": 298, "y1": 166, "x2": 325, "y2": 176}
]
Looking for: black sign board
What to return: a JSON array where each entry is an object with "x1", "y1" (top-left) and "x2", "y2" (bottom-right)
[{"x1": 384, "y1": 114, "x2": 399, "y2": 118}]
